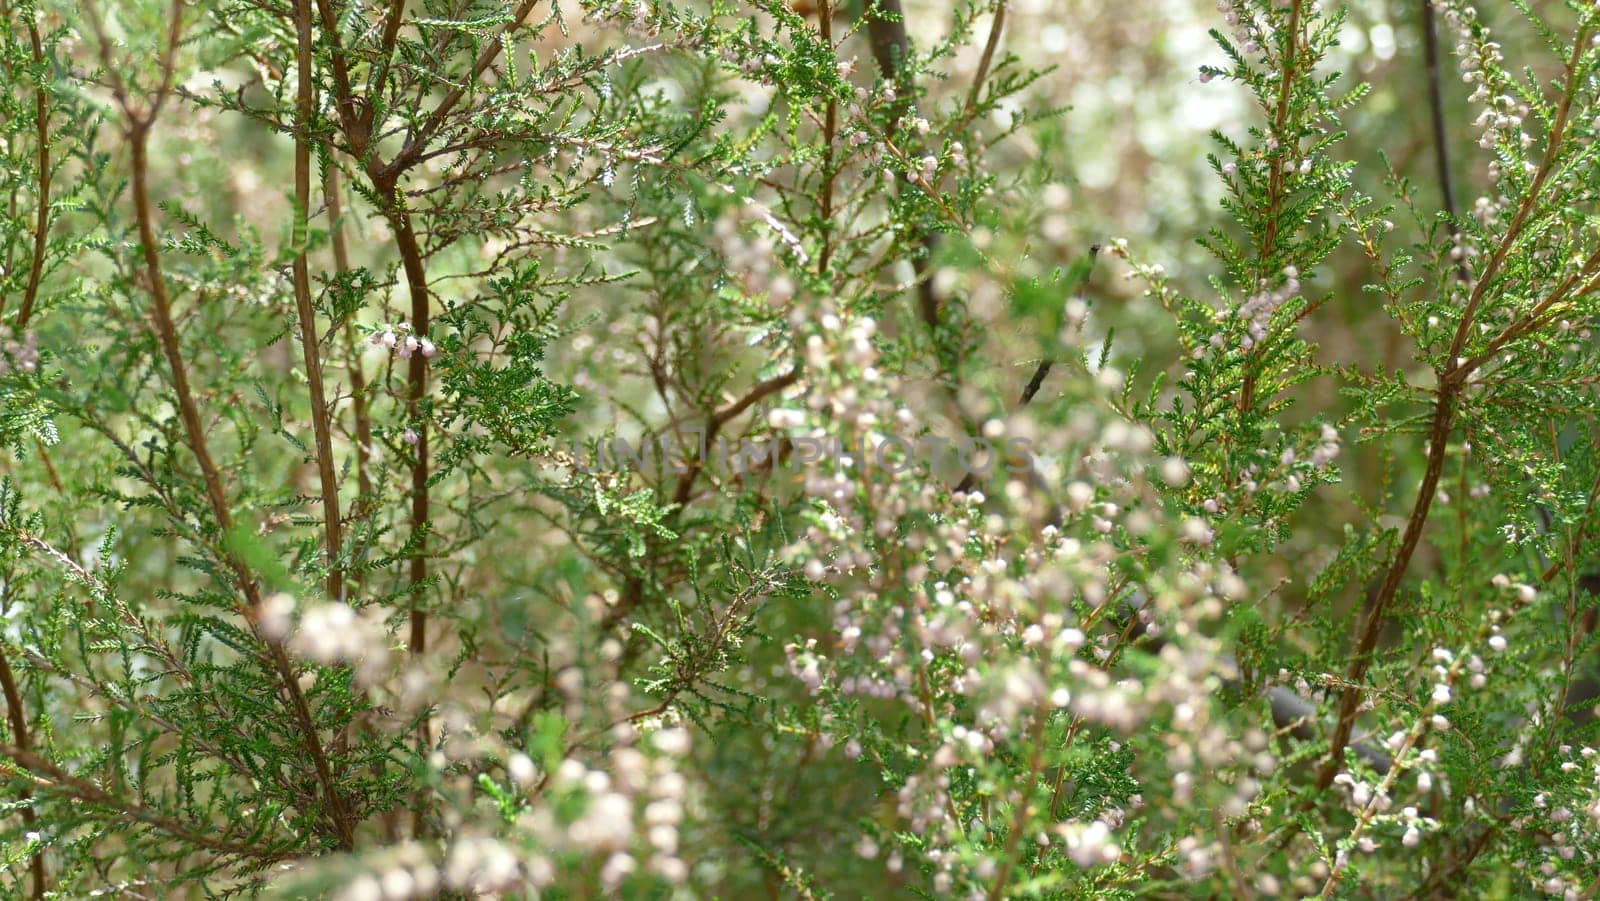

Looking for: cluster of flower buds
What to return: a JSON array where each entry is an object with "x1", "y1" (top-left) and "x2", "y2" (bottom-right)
[
  {"x1": 1229, "y1": 265, "x2": 1301, "y2": 351},
  {"x1": 369, "y1": 322, "x2": 437, "y2": 360},
  {"x1": 1216, "y1": 0, "x2": 1263, "y2": 55},
  {"x1": 907, "y1": 154, "x2": 939, "y2": 185}
]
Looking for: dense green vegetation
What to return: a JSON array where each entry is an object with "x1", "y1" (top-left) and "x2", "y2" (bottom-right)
[{"x1": 3, "y1": 0, "x2": 1600, "y2": 896}]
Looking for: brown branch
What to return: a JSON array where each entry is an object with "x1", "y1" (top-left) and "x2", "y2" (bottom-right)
[
  {"x1": 91, "y1": 0, "x2": 358, "y2": 846},
  {"x1": 862, "y1": 0, "x2": 942, "y2": 333},
  {"x1": 605, "y1": 367, "x2": 801, "y2": 634},
  {"x1": 384, "y1": 0, "x2": 544, "y2": 177},
  {"x1": 308, "y1": 0, "x2": 432, "y2": 728},
  {"x1": 370, "y1": 186, "x2": 435, "y2": 837},
  {"x1": 1460, "y1": 249, "x2": 1600, "y2": 374},
  {"x1": 1319, "y1": 570, "x2": 1559, "y2": 896},
  {"x1": 1238, "y1": 0, "x2": 1301, "y2": 416},
  {"x1": 1315, "y1": 389, "x2": 1456, "y2": 790},
  {"x1": 132, "y1": 128, "x2": 357, "y2": 851},
  {"x1": 32, "y1": 440, "x2": 81, "y2": 565},
  {"x1": 312, "y1": 0, "x2": 366, "y2": 155},
  {"x1": 1444, "y1": 24, "x2": 1590, "y2": 366},
  {"x1": 301, "y1": 0, "x2": 444, "y2": 835},
  {"x1": 1408, "y1": 815, "x2": 1504, "y2": 899},
  {"x1": 0, "y1": 743, "x2": 286, "y2": 861},
  {"x1": 294, "y1": 0, "x2": 345, "y2": 603},
  {"x1": 1420, "y1": 0, "x2": 1471, "y2": 282},
  {"x1": 0, "y1": 647, "x2": 45, "y2": 898},
  {"x1": 1318, "y1": 22, "x2": 1594, "y2": 789},
  {"x1": 390, "y1": 217, "x2": 431, "y2": 627},
  {"x1": 366, "y1": 0, "x2": 410, "y2": 115},
  {"x1": 10, "y1": 13, "x2": 50, "y2": 330},
  {"x1": 671, "y1": 368, "x2": 801, "y2": 510}
]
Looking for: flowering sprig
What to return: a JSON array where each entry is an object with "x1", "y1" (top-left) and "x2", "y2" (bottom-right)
[{"x1": 368, "y1": 322, "x2": 438, "y2": 360}]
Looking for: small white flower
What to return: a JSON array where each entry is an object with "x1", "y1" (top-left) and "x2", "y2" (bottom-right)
[
  {"x1": 507, "y1": 753, "x2": 538, "y2": 788},
  {"x1": 652, "y1": 727, "x2": 691, "y2": 756},
  {"x1": 1160, "y1": 457, "x2": 1190, "y2": 487},
  {"x1": 768, "y1": 408, "x2": 805, "y2": 429}
]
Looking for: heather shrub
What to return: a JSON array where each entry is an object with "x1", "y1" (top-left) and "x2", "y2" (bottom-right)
[{"x1": 2, "y1": 0, "x2": 1600, "y2": 897}]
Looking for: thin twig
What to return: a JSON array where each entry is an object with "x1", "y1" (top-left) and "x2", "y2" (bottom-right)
[
  {"x1": 366, "y1": 0, "x2": 409, "y2": 110},
  {"x1": 953, "y1": 244, "x2": 1100, "y2": 495},
  {"x1": 605, "y1": 366, "x2": 801, "y2": 634},
  {"x1": 326, "y1": 169, "x2": 376, "y2": 508},
  {"x1": 963, "y1": 0, "x2": 1008, "y2": 124},
  {"x1": 816, "y1": 0, "x2": 840, "y2": 274},
  {"x1": 313, "y1": 0, "x2": 365, "y2": 155},
  {"x1": 987, "y1": 706, "x2": 1048, "y2": 901}
]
